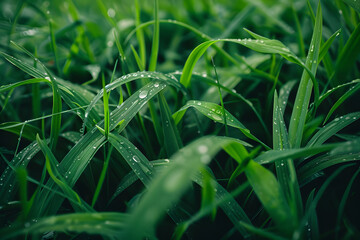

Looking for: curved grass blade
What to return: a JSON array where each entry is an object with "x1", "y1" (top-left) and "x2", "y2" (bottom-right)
[
  {"x1": 120, "y1": 136, "x2": 251, "y2": 239},
  {"x1": 323, "y1": 83, "x2": 360, "y2": 123},
  {"x1": 179, "y1": 35, "x2": 318, "y2": 103},
  {"x1": 36, "y1": 135, "x2": 88, "y2": 210},
  {"x1": 307, "y1": 112, "x2": 360, "y2": 147},
  {"x1": 254, "y1": 143, "x2": 338, "y2": 165},
  {"x1": 299, "y1": 138, "x2": 360, "y2": 180},
  {"x1": 317, "y1": 79, "x2": 360, "y2": 106},
  {"x1": 173, "y1": 100, "x2": 270, "y2": 149},
  {"x1": 9, "y1": 41, "x2": 62, "y2": 150},
  {"x1": 0, "y1": 212, "x2": 128, "y2": 240},
  {"x1": 28, "y1": 80, "x2": 170, "y2": 218},
  {"x1": 82, "y1": 71, "x2": 186, "y2": 133},
  {"x1": 294, "y1": 165, "x2": 351, "y2": 239},
  {"x1": 0, "y1": 122, "x2": 40, "y2": 141},
  {"x1": 278, "y1": 80, "x2": 297, "y2": 115},
  {"x1": 246, "y1": 160, "x2": 296, "y2": 235},
  {"x1": 0, "y1": 141, "x2": 42, "y2": 205},
  {"x1": 288, "y1": 1, "x2": 322, "y2": 148}
]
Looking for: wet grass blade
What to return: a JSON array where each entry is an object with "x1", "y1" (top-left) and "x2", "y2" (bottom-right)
[
  {"x1": 254, "y1": 144, "x2": 338, "y2": 165},
  {"x1": 173, "y1": 100, "x2": 270, "y2": 149},
  {"x1": 158, "y1": 92, "x2": 182, "y2": 156},
  {"x1": 323, "y1": 83, "x2": 360, "y2": 123},
  {"x1": 9, "y1": 41, "x2": 62, "y2": 150},
  {"x1": 0, "y1": 212, "x2": 128, "y2": 239},
  {"x1": 0, "y1": 122, "x2": 40, "y2": 141},
  {"x1": 273, "y1": 91, "x2": 303, "y2": 224},
  {"x1": 307, "y1": 112, "x2": 360, "y2": 147},
  {"x1": 120, "y1": 136, "x2": 250, "y2": 239},
  {"x1": 288, "y1": 1, "x2": 322, "y2": 148},
  {"x1": 0, "y1": 140, "x2": 42, "y2": 205}
]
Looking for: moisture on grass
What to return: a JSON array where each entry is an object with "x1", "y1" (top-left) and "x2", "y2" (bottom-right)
[{"x1": 0, "y1": 0, "x2": 360, "y2": 239}]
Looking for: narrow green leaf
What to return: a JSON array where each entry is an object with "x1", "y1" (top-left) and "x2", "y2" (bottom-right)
[
  {"x1": 173, "y1": 100, "x2": 270, "y2": 149},
  {"x1": 307, "y1": 112, "x2": 360, "y2": 147},
  {"x1": 120, "y1": 136, "x2": 250, "y2": 239},
  {"x1": 0, "y1": 122, "x2": 41, "y2": 141},
  {"x1": 288, "y1": 1, "x2": 322, "y2": 148},
  {"x1": 0, "y1": 212, "x2": 128, "y2": 240},
  {"x1": 159, "y1": 93, "x2": 182, "y2": 156},
  {"x1": 245, "y1": 160, "x2": 295, "y2": 235},
  {"x1": 148, "y1": 0, "x2": 159, "y2": 72},
  {"x1": 324, "y1": 84, "x2": 360, "y2": 123}
]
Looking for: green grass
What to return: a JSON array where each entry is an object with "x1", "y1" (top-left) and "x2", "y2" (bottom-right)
[{"x1": 0, "y1": 0, "x2": 360, "y2": 239}]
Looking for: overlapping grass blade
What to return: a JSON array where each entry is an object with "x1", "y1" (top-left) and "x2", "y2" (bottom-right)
[
  {"x1": 0, "y1": 122, "x2": 40, "y2": 141},
  {"x1": 120, "y1": 136, "x2": 251, "y2": 239},
  {"x1": 82, "y1": 71, "x2": 185, "y2": 132},
  {"x1": 9, "y1": 41, "x2": 62, "y2": 150},
  {"x1": 179, "y1": 34, "x2": 317, "y2": 101},
  {"x1": 0, "y1": 141, "x2": 42, "y2": 205},
  {"x1": 158, "y1": 92, "x2": 182, "y2": 156},
  {"x1": 36, "y1": 135, "x2": 89, "y2": 211},
  {"x1": 288, "y1": 1, "x2": 322, "y2": 148},
  {"x1": 28, "y1": 79, "x2": 172, "y2": 218},
  {"x1": 299, "y1": 138, "x2": 360, "y2": 180},
  {"x1": 254, "y1": 144, "x2": 338, "y2": 165},
  {"x1": 223, "y1": 141, "x2": 296, "y2": 235},
  {"x1": 278, "y1": 80, "x2": 297, "y2": 115},
  {"x1": 0, "y1": 212, "x2": 128, "y2": 240},
  {"x1": 273, "y1": 91, "x2": 303, "y2": 224},
  {"x1": 173, "y1": 100, "x2": 270, "y2": 149},
  {"x1": 307, "y1": 112, "x2": 360, "y2": 147},
  {"x1": 323, "y1": 83, "x2": 360, "y2": 123}
]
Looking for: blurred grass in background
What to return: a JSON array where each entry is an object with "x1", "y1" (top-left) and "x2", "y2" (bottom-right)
[{"x1": 0, "y1": 0, "x2": 360, "y2": 239}]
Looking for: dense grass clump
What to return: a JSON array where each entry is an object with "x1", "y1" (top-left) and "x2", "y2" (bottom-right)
[{"x1": 1, "y1": 0, "x2": 360, "y2": 239}]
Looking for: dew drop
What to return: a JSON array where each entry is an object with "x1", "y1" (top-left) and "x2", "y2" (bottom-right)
[
  {"x1": 198, "y1": 145, "x2": 208, "y2": 154},
  {"x1": 139, "y1": 90, "x2": 148, "y2": 99},
  {"x1": 132, "y1": 156, "x2": 140, "y2": 163}
]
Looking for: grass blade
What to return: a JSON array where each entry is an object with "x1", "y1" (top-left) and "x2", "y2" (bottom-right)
[
  {"x1": 0, "y1": 212, "x2": 128, "y2": 239},
  {"x1": 288, "y1": 1, "x2": 322, "y2": 148},
  {"x1": 173, "y1": 100, "x2": 270, "y2": 149},
  {"x1": 307, "y1": 112, "x2": 360, "y2": 147},
  {"x1": 120, "y1": 136, "x2": 250, "y2": 239},
  {"x1": 323, "y1": 83, "x2": 360, "y2": 123}
]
